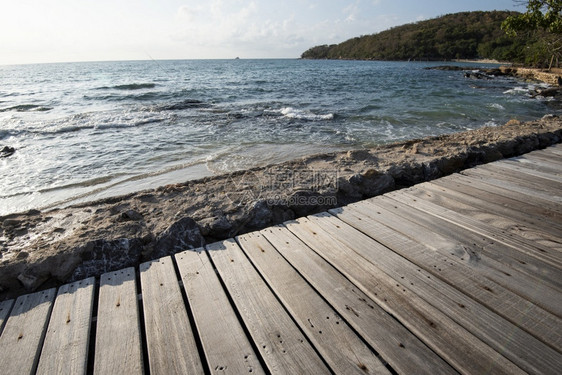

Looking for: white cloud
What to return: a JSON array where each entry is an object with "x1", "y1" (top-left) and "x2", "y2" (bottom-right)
[{"x1": 343, "y1": 2, "x2": 360, "y2": 22}]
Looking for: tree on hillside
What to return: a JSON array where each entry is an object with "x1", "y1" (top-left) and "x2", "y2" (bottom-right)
[{"x1": 502, "y1": 0, "x2": 562, "y2": 68}]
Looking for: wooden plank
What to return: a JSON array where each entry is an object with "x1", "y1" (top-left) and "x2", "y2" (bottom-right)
[
  {"x1": 462, "y1": 167, "x2": 562, "y2": 203},
  {"x1": 207, "y1": 239, "x2": 330, "y2": 374},
  {"x1": 0, "y1": 288, "x2": 56, "y2": 375},
  {"x1": 440, "y1": 173, "x2": 562, "y2": 215},
  {"x1": 477, "y1": 162, "x2": 562, "y2": 192},
  {"x1": 389, "y1": 189, "x2": 562, "y2": 270},
  {"x1": 513, "y1": 154, "x2": 562, "y2": 173},
  {"x1": 281, "y1": 216, "x2": 524, "y2": 375},
  {"x1": 94, "y1": 268, "x2": 143, "y2": 375},
  {"x1": 139, "y1": 256, "x2": 204, "y2": 375},
  {"x1": 533, "y1": 146, "x2": 562, "y2": 160},
  {"x1": 175, "y1": 248, "x2": 265, "y2": 374},
  {"x1": 431, "y1": 174, "x2": 562, "y2": 233},
  {"x1": 237, "y1": 232, "x2": 388, "y2": 375},
  {"x1": 409, "y1": 183, "x2": 562, "y2": 254},
  {"x1": 525, "y1": 150, "x2": 562, "y2": 164},
  {"x1": 0, "y1": 299, "x2": 14, "y2": 336},
  {"x1": 494, "y1": 159, "x2": 562, "y2": 183},
  {"x1": 302, "y1": 213, "x2": 562, "y2": 374},
  {"x1": 260, "y1": 225, "x2": 457, "y2": 375},
  {"x1": 327, "y1": 206, "x2": 562, "y2": 352},
  {"x1": 363, "y1": 196, "x2": 562, "y2": 315},
  {"x1": 36, "y1": 277, "x2": 95, "y2": 375}
]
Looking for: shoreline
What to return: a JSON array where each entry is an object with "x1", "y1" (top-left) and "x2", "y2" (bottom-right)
[{"x1": 1, "y1": 115, "x2": 561, "y2": 299}]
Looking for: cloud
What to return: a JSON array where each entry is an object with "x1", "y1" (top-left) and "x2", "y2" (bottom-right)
[{"x1": 343, "y1": 2, "x2": 360, "y2": 22}]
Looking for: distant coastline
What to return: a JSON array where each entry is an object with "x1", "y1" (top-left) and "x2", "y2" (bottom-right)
[{"x1": 301, "y1": 11, "x2": 552, "y2": 68}]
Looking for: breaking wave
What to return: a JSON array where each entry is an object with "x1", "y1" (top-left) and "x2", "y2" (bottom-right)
[
  {"x1": 96, "y1": 83, "x2": 157, "y2": 90},
  {"x1": 0, "y1": 104, "x2": 52, "y2": 112}
]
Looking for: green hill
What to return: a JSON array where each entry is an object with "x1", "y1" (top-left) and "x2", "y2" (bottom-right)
[{"x1": 301, "y1": 11, "x2": 542, "y2": 64}]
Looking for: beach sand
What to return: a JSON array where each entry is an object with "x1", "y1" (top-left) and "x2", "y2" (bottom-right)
[{"x1": 0, "y1": 114, "x2": 561, "y2": 299}]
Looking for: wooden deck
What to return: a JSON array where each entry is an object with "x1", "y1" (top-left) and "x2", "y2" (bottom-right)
[{"x1": 0, "y1": 145, "x2": 561, "y2": 374}]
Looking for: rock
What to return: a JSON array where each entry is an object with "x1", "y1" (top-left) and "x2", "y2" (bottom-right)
[
  {"x1": 346, "y1": 149, "x2": 372, "y2": 161},
  {"x1": 246, "y1": 200, "x2": 273, "y2": 229},
  {"x1": 532, "y1": 87, "x2": 560, "y2": 98},
  {"x1": 464, "y1": 71, "x2": 492, "y2": 80},
  {"x1": 17, "y1": 272, "x2": 45, "y2": 291},
  {"x1": 16, "y1": 251, "x2": 29, "y2": 259},
  {"x1": 505, "y1": 119, "x2": 521, "y2": 126},
  {"x1": 153, "y1": 217, "x2": 205, "y2": 258},
  {"x1": 71, "y1": 238, "x2": 144, "y2": 281},
  {"x1": 357, "y1": 170, "x2": 395, "y2": 197},
  {"x1": 121, "y1": 209, "x2": 144, "y2": 221},
  {"x1": 2, "y1": 219, "x2": 20, "y2": 229},
  {"x1": 199, "y1": 215, "x2": 233, "y2": 238},
  {"x1": 0, "y1": 146, "x2": 15, "y2": 158}
]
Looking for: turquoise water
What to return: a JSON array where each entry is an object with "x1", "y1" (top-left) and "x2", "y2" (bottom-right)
[{"x1": 0, "y1": 59, "x2": 556, "y2": 214}]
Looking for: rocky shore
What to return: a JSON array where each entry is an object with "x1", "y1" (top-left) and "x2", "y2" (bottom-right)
[
  {"x1": 1, "y1": 115, "x2": 561, "y2": 300},
  {"x1": 427, "y1": 65, "x2": 562, "y2": 104}
]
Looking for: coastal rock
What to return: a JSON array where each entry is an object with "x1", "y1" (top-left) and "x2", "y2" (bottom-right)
[
  {"x1": 70, "y1": 238, "x2": 144, "y2": 281},
  {"x1": 531, "y1": 87, "x2": 560, "y2": 98},
  {"x1": 355, "y1": 169, "x2": 395, "y2": 198},
  {"x1": 153, "y1": 217, "x2": 205, "y2": 258},
  {"x1": 0, "y1": 146, "x2": 15, "y2": 158},
  {"x1": 199, "y1": 215, "x2": 233, "y2": 238},
  {"x1": 121, "y1": 209, "x2": 144, "y2": 221},
  {"x1": 464, "y1": 71, "x2": 492, "y2": 80},
  {"x1": 246, "y1": 200, "x2": 273, "y2": 229},
  {"x1": 17, "y1": 272, "x2": 44, "y2": 291}
]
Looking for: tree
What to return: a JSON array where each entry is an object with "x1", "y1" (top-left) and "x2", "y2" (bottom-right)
[{"x1": 502, "y1": 0, "x2": 562, "y2": 68}]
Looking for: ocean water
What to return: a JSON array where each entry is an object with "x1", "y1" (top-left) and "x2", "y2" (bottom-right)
[{"x1": 0, "y1": 59, "x2": 556, "y2": 215}]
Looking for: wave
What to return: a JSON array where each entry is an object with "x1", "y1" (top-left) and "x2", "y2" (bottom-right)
[
  {"x1": 268, "y1": 107, "x2": 335, "y2": 121},
  {"x1": 487, "y1": 103, "x2": 505, "y2": 110},
  {"x1": 155, "y1": 99, "x2": 208, "y2": 111},
  {"x1": 95, "y1": 83, "x2": 157, "y2": 90},
  {"x1": 84, "y1": 91, "x2": 167, "y2": 102},
  {"x1": 503, "y1": 87, "x2": 529, "y2": 95},
  {"x1": 0, "y1": 104, "x2": 52, "y2": 112},
  {"x1": 1, "y1": 113, "x2": 168, "y2": 139}
]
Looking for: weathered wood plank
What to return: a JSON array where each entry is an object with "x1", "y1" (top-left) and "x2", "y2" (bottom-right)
[
  {"x1": 36, "y1": 277, "x2": 95, "y2": 375},
  {"x1": 512, "y1": 154, "x2": 562, "y2": 173},
  {"x1": 477, "y1": 162, "x2": 562, "y2": 193},
  {"x1": 0, "y1": 299, "x2": 14, "y2": 336},
  {"x1": 207, "y1": 239, "x2": 330, "y2": 374},
  {"x1": 94, "y1": 268, "x2": 143, "y2": 375},
  {"x1": 281, "y1": 216, "x2": 524, "y2": 374},
  {"x1": 238, "y1": 232, "x2": 390, "y2": 375},
  {"x1": 175, "y1": 248, "x2": 264, "y2": 374},
  {"x1": 494, "y1": 159, "x2": 562, "y2": 183},
  {"x1": 364, "y1": 196, "x2": 562, "y2": 315},
  {"x1": 409, "y1": 183, "x2": 562, "y2": 254},
  {"x1": 525, "y1": 150, "x2": 562, "y2": 164},
  {"x1": 440, "y1": 173, "x2": 562, "y2": 215},
  {"x1": 389, "y1": 189, "x2": 562, "y2": 269},
  {"x1": 260, "y1": 225, "x2": 457, "y2": 375},
  {"x1": 303, "y1": 213, "x2": 562, "y2": 374},
  {"x1": 463, "y1": 167, "x2": 562, "y2": 203},
  {"x1": 431, "y1": 175, "x2": 562, "y2": 233},
  {"x1": 327, "y1": 206, "x2": 562, "y2": 352},
  {"x1": 533, "y1": 146, "x2": 562, "y2": 160},
  {"x1": 139, "y1": 256, "x2": 204, "y2": 375},
  {"x1": 0, "y1": 289, "x2": 56, "y2": 375}
]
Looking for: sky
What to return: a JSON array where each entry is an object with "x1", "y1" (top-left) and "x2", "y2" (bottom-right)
[{"x1": 0, "y1": 0, "x2": 526, "y2": 65}]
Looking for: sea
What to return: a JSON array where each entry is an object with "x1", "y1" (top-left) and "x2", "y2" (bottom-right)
[{"x1": 0, "y1": 59, "x2": 557, "y2": 215}]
